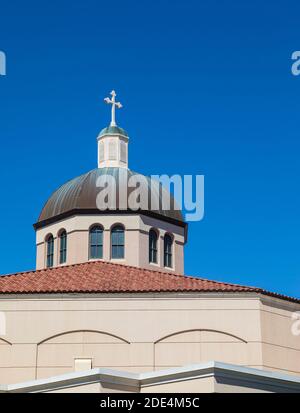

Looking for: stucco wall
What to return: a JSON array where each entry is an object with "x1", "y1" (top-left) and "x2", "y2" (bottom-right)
[
  {"x1": 0, "y1": 293, "x2": 299, "y2": 385},
  {"x1": 259, "y1": 297, "x2": 300, "y2": 375}
]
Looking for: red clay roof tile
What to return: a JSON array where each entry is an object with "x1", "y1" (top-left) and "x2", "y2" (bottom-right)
[{"x1": 0, "y1": 261, "x2": 298, "y2": 303}]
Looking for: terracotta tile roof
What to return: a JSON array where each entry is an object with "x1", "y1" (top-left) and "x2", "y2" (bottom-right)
[{"x1": 0, "y1": 261, "x2": 299, "y2": 303}]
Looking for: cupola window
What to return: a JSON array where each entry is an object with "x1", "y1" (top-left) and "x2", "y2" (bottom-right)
[
  {"x1": 89, "y1": 226, "x2": 103, "y2": 259},
  {"x1": 111, "y1": 225, "x2": 125, "y2": 259}
]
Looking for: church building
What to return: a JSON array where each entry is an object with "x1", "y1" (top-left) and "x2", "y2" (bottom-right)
[{"x1": 0, "y1": 92, "x2": 299, "y2": 393}]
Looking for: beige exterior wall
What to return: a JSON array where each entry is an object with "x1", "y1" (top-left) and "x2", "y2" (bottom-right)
[
  {"x1": 0, "y1": 292, "x2": 299, "y2": 386},
  {"x1": 259, "y1": 297, "x2": 300, "y2": 375},
  {"x1": 36, "y1": 214, "x2": 185, "y2": 273}
]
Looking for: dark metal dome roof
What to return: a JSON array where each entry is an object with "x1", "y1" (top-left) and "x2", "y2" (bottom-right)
[{"x1": 36, "y1": 168, "x2": 185, "y2": 229}]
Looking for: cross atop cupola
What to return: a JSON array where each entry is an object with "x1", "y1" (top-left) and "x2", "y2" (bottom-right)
[
  {"x1": 97, "y1": 90, "x2": 129, "y2": 169},
  {"x1": 104, "y1": 90, "x2": 123, "y2": 127}
]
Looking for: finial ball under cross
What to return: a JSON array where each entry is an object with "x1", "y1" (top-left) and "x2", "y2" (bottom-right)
[{"x1": 104, "y1": 90, "x2": 123, "y2": 127}]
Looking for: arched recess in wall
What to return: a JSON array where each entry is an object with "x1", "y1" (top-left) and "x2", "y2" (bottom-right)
[
  {"x1": 38, "y1": 329, "x2": 130, "y2": 345},
  {"x1": 0, "y1": 337, "x2": 12, "y2": 345},
  {"x1": 154, "y1": 329, "x2": 248, "y2": 369},
  {"x1": 36, "y1": 330, "x2": 130, "y2": 378}
]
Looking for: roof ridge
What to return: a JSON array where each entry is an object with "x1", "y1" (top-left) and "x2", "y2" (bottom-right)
[
  {"x1": 192, "y1": 275, "x2": 260, "y2": 290},
  {"x1": 0, "y1": 260, "x2": 91, "y2": 278},
  {"x1": 0, "y1": 260, "x2": 258, "y2": 290},
  {"x1": 0, "y1": 260, "x2": 174, "y2": 278}
]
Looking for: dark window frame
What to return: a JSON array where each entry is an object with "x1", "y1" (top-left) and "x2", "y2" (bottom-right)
[
  {"x1": 89, "y1": 225, "x2": 104, "y2": 259},
  {"x1": 111, "y1": 225, "x2": 125, "y2": 259},
  {"x1": 164, "y1": 234, "x2": 173, "y2": 268},
  {"x1": 59, "y1": 230, "x2": 67, "y2": 264},
  {"x1": 149, "y1": 229, "x2": 158, "y2": 264},
  {"x1": 46, "y1": 235, "x2": 54, "y2": 268}
]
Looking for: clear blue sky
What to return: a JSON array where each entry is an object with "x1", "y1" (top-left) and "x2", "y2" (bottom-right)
[{"x1": 0, "y1": 0, "x2": 299, "y2": 297}]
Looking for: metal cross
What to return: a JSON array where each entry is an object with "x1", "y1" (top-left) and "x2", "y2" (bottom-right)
[{"x1": 104, "y1": 90, "x2": 123, "y2": 127}]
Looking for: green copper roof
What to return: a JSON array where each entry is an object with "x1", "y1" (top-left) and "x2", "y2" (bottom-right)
[{"x1": 99, "y1": 125, "x2": 128, "y2": 137}]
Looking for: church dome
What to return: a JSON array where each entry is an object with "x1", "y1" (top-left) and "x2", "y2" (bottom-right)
[{"x1": 35, "y1": 167, "x2": 184, "y2": 228}]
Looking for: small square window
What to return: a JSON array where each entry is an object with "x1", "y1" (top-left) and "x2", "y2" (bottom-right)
[{"x1": 74, "y1": 358, "x2": 92, "y2": 372}]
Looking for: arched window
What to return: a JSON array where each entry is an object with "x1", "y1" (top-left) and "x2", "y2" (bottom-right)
[
  {"x1": 111, "y1": 225, "x2": 125, "y2": 259},
  {"x1": 164, "y1": 234, "x2": 173, "y2": 268},
  {"x1": 59, "y1": 230, "x2": 67, "y2": 264},
  {"x1": 89, "y1": 226, "x2": 103, "y2": 259},
  {"x1": 149, "y1": 229, "x2": 158, "y2": 264},
  {"x1": 46, "y1": 235, "x2": 54, "y2": 268}
]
